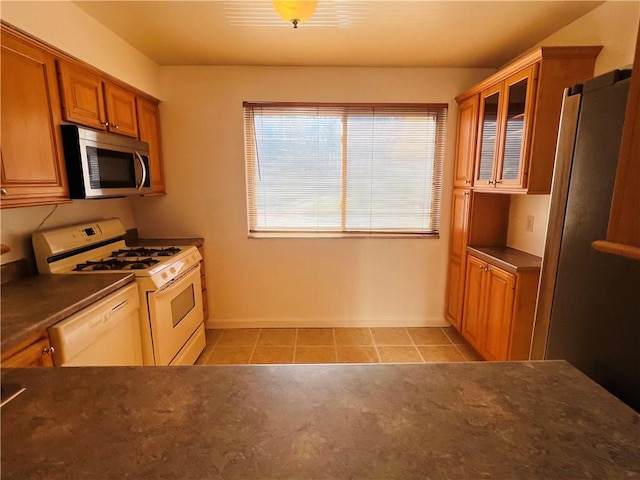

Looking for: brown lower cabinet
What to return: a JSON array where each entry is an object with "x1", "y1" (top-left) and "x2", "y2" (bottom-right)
[
  {"x1": 461, "y1": 254, "x2": 539, "y2": 361},
  {"x1": 1, "y1": 332, "x2": 54, "y2": 368}
]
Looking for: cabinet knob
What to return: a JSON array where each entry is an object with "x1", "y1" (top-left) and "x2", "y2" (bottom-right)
[
  {"x1": 496, "y1": 180, "x2": 503, "y2": 184},
  {"x1": 42, "y1": 346, "x2": 55, "y2": 356},
  {"x1": 487, "y1": 180, "x2": 495, "y2": 185},
  {"x1": 463, "y1": 191, "x2": 469, "y2": 196},
  {"x1": 101, "y1": 121, "x2": 109, "y2": 127},
  {"x1": 113, "y1": 124, "x2": 119, "y2": 129},
  {"x1": 1, "y1": 188, "x2": 7, "y2": 195},
  {"x1": 464, "y1": 179, "x2": 471, "y2": 184}
]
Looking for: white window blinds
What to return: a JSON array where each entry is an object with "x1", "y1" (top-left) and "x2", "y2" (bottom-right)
[{"x1": 244, "y1": 103, "x2": 447, "y2": 237}]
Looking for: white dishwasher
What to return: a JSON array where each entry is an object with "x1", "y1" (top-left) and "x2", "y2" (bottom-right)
[{"x1": 48, "y1": 283, "x2": 143, "y2": 366}]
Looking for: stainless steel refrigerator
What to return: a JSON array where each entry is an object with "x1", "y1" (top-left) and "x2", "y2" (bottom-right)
[{"x1": 532, "y1": 69, "x2": 640, "y2": 412}]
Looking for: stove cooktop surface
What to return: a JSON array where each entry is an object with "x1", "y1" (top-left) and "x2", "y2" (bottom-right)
[{"x1": 71, "y1": 246, "x2": 186, "y2": 273}]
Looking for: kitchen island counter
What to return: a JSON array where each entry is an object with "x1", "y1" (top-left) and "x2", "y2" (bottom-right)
[
  {"x1": 1, "y1": 361, "x2": 638, "y2": 479},
  {"x1": 1, "y1": 273, "x2": 136, "y2": 355}
]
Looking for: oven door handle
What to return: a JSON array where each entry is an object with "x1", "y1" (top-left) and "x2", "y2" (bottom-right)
[{"x1": 135, "y1": 151, "x2": 148, "y2": 191}]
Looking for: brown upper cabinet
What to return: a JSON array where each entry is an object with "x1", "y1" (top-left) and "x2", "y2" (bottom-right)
[
  {"x1": 0, "y1": 26, "x2": 70, "y2": 208},
  {"x1": 453, "y1": 95, "x2": 479, "y2": 187},
  {"x1": 58, "y1": 60, "x2": 139, "y2": 138},
  {"x1": 457, "y1": 46, "x2": 601, "y2": 194},
  {"x1": 475, "y1": 66, "x2": 537, "y2": 191},
  {"x1": 136, "y1": 97, "x2": 166, "y2": 194},
  {"x1": 1, "y1": 21, "x2": 166, "y2": 208}
]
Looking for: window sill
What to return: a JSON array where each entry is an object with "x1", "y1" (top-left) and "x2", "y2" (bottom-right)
[{"x1": 248, "y1": 232, "x2": 440, "y2": 239}]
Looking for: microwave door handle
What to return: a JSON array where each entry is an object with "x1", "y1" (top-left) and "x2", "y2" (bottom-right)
[{"x1": 135, "y1": 151, "x2": 147, "y2": 190}]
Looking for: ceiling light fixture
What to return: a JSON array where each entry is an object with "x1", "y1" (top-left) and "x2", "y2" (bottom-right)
[{"x1": 272, "y1": 0, "x2": 318, "y2": 29}]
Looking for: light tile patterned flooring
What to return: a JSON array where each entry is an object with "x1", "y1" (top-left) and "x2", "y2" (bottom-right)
[{"x1": 196, "y1": 327, "x2": 483, "y2": 365}]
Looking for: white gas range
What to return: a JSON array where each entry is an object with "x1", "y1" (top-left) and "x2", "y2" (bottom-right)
[{"x1": 32, "y1": 218, "x2": 205, "y2": 366}]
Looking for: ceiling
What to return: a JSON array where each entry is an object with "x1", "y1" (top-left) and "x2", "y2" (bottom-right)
[{"x1": 73, "y1": 0, "x2": 605, "y2": 68}]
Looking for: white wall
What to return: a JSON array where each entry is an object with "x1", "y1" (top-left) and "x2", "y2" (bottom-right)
[
  {"x1": 506, "y1": 0, "x2": 639, "y2": 256},
  {"x1": 0, "y1": 0, "x2": 161, "y2": 267},
  {"x1": 133, "y1": 66, "x2": 493, "y2": 327}
]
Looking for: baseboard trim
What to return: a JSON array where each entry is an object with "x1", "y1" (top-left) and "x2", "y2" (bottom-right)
[{"x1": 206, "y1": 317, "x2": 450, "y2": 329}]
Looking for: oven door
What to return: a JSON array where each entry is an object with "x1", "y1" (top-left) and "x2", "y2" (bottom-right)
[{"x1": 147, "y1": 264, "x2": 204, "y2": 365}]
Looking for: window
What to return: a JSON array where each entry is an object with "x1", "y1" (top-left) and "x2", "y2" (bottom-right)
[{"x1": 244, "y1": 103, "x2": 447, "y2": 237}]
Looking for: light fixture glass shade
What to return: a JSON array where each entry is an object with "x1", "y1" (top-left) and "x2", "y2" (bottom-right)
[{"x1": 272, "y1": 0, "x2": 318, "y2": 28}]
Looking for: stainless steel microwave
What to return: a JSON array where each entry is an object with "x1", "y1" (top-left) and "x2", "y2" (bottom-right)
[{"x1": 61, "y1": 125, "x2": 152, "y2": 198}]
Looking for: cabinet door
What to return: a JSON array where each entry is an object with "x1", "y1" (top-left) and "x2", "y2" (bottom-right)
[
  {"x1": 453, "y1": 95, "x2": 479, "y2": 187},
  {"x1": 480, "y1": 265, "x2": 515, "y2": 361},
  {"x1": 57, "y1": 60, "x2": 107, "y2": 130},
  {"x1": 449, "y1": 189, "x2": 471, "y2": 260},
  {"x1": 461, "y1": 256, "x2": 486, "y2": 349},
  {"x1": 104, "y1": 83, "x2": 138, "y2": 137},
  {"x1": 495, "y1": 66, "x2": 537, "y2": 190},
  {"x1": 136, "y1": 97, "x2": 166, "y2": 193},
  {"x1": 1, "y1": 337, "x2": 54, "y2": 368},
  {"x1": 1, "y1": 29, "x2": 69, "y2": 208},
  {"x1": 475, "y1": 84, "x2": 502, "y2": 188},
  {"x1": 445, "y1": 189, "x2": 471, "y2": 329},
  {"x1": 445, "y1": 256, "x2": 464, "y2": 330}
]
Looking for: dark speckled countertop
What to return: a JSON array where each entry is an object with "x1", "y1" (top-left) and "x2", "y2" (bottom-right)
[
  {"x1": 125, "y1": 229, "x2": 204, "y2": 248},
  {"x1": 468, "y1": 245, "x2": 542, "y2": 273},
  {"x1": 1, "y1": 273, "x2": 135, "y2": 354},
  {"x1": 1, "y1": 361, "x2": 638, "y2": 479}
]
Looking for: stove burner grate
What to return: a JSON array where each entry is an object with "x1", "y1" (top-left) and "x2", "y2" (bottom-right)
[
  {"x1": 73, "y1": 258, "x2": 160, "y2": 272},
  {"x1": 110, "y1": 247, "x2": 181, "y2": 258}
]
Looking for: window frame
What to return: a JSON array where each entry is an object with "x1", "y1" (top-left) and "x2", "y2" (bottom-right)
[{"x1": 244, "y1": 102, "x2": 448, "y2": 239}]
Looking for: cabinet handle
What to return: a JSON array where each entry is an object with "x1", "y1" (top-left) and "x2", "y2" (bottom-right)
[
  {"x1": 1, "y1": 188, "x2": 7, "y2": 195},
  {"x1": 113, "y1": 124, "x2": 119, "y2": 129},
  {"x1": 42, "y1": 346, "x2": 55, "y2": 356},
  {"x1": 101, "y1": 122, "x2": 109, "y2": 127},
  {"x1": 496, "y1": 180, "x2": 503, "y2": 184},
  {"x1": 464, "y1": 179, "x2": 471, "y2": 184},
  {"x1": 463, "y1": 191, "x2": 469, "y2": 196},
  {"x1": 487, "y1": 180, "x2": 495, "y2": 185}
]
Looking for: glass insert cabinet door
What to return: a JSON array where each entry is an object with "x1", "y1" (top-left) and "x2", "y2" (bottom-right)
[
  {"x1": 496, "y1": 66, "x2": 537, "y2": 188},
  {"x1": 474, "y1": 65, "x2": 537, "y2": 190},
  {"x1": 475, "y1": 84, "x2": 502, "y2": 186}
]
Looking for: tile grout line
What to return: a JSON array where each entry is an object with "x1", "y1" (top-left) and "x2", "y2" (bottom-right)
[
  {"x1": 441, "y1": 326, "x2": 478, "y2": 361},
  {"x1": 205, "y1": 328, "x2": 225, "y2": 364},
  {"x1": 369, "y1": 328, "x2": 383, "y2": 363},
  {"x1": 247, "y1": 328, "x2": 262, "y2": 364},
  {"x1": 212, "y1": 329, "x2": 223, "y2": 347},
  {"x1": 453, "y1": 343, "x2": 469, "y2": 361},
  {"x1": 292, "y1": 328, "x2": 299, "y2": 363},
  {"x1": 406, "y1": 327, "x2": 426, "y2": 363}
]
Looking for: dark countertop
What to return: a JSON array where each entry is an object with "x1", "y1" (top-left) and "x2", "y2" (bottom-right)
[
  {"x1": 1, "y1": 273, "x2": 135, "y2": 354},
  {"x1": 467, "y1": 245, "x2": 542, "y2": 273},
  {"x1": 1, "y1": 361, "x2": 638, "y2": 479},
  {"x1": 125, "y1": 229, "x2": 204, "y2": 248}
]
